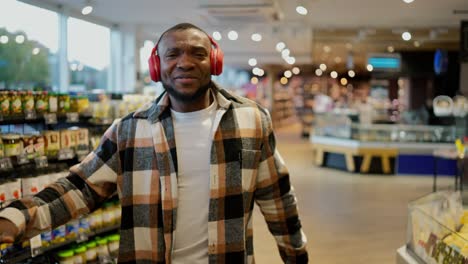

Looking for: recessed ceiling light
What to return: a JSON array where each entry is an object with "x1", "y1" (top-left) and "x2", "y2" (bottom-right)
[
  {"x1": 228, "y1": 30, "x2": 238, "y2": 40},
  {"x1": 296, "y1": 6, "x2": 308, "y2": 15},
  {"x1": 32, "y1": 48, "x2": 40, "y2": 55},
  {"x1": 276, "y1": 42, "x2": 286, "y2": 52},
  {"x1": 280, "y1": 77, "x2": 288, "y2": 85},
  {"x1": 82, "y1": 5, "x2": 93, "y2": 15},
  {"x1": 402, "y1": 0, "x2": 414, "y2": 3},
  {"x1": 348, "y1": 70, "x2": 355, "y2": 78},
  {"x1": 319, "y1": 63, "x2": 327, "y2": 71},
  {"x1": 387, "y1": 46, "x2": 395, "y2": 53},
  {"x1": 212, "y1": 31, "x2": 222, "y2": 41},
  {"x1": 258, "y1": 69, "x2": 265, "y2": 77},
  {"x1": 286, "y1": 57, "x2": 296, "y2": 65},
  {"x1": 315, "y1": 69, "x2": 323, "y2": 76},
  {"x1": 251, "y1": 77, "x2": 259, "y2": 85},
  {"x1": 15, "y1": 35, "x2": 25, "y2": 44},
  {"x1": 340, "y1": 78, "x2": 348, "y2": 86},
  {"x1": 284, "y1": 70, "x2": 292, "y2": 78},
  {"x1": 251, "y1": 33, "x2": 262, "y2": 42},
  {"x1": 402, "y1": 31, "x2": 412, "y2": 41},
  {"x1": 330, "y1": 71, "x2": 338, "y2": 79},
  {"x1": 292, "y1": 67, "x2": 300, "y2": 75},
  {"x1": 252, "y1": 67, "x2": 261, "y2": 75},
  {"x1": 281, "y1": 49, "x2": 290, "y2": 57},
  {"x1": 367, "y1": 64, "x2": 374, "y2": 72},
  {"x1": 248, "y1": 58, "x2": 257, "y2": 66},
  {"x1": 0, "y1": 35, "x2": 9, "y2": 44}
]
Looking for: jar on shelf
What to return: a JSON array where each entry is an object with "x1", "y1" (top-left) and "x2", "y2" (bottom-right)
[
  {"x1": 0, "y1": 137, "x2": 4, "y2": 158},
  {"x1": 3, "y1": 134, "x2": 22, "y2": 157},
  {"x1": 107, "y1": 234, "x2": 120, "y2": 259},
  {"x1": 9, "y1": 91, "x2": 22, "y2": 115},
  {"x1": 102, "y1": 202, "x2": 116, "y2": 227},
  {"x1": 48, "y1": 92, "x2": 58, "y2": 113},
  {"x1": 57, "y1": 249, "x2": 75, "y2": 264},
  {"x1": 85, "y1": 241, "x2": 97, "y2": 263},
  {"x1": 96, "y1": 237, "x2": 110, "y2": 260},
  {"x1": 59, "y1": 93, "x2": 71, "y2": 113},
  {"x1": 0, "y1": 91, "x2": 10, "y2": 116},
  {"x1": 35, "y1": 91, "x2": 49, "y2": 114},
  {"x1": 74, "y1": 244, "x2": 87, "y2": 264},
  {"x1": 89, "y1": 208, "x2": 103, "y2": 231},
  {"x1": 22, "y1": 91, "x2": 35, "y2": 113}
]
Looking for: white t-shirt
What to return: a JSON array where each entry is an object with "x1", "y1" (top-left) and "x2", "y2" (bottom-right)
[{"x1": 170, "y1": 100, "x2": 217, "y2": 264}]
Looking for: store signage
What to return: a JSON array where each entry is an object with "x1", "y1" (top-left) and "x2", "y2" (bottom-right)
[
  {"x1": 416, "y1": 232, "x2": 468, "y2": 263},
  {"x1": 367, "y1": 53, "x2": 401, "y2": 71}
]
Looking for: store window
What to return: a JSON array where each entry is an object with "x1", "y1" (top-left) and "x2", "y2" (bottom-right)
[
  {"x1": 139, "y1": 40, "x2": 154, "y2": 86},
  {"x1": 0, "y1": 0, "x2": 59, "y2": 91},
  {"x1": 68, "y1": 18, "x2": 110, "y2": 92}
]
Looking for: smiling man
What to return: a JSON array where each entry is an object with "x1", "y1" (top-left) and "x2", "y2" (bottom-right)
[{"x1": 0, "y1": 23, "x2": 308, "y2": 264}]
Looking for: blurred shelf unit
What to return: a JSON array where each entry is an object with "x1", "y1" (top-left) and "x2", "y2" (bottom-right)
[{"x1": 272, "y1": 89, "x2": 296, "y2": 128}]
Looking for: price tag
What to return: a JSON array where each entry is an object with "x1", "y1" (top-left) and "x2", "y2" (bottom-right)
[
  {"x1": 24, "y1": 110, "x2": 37, "y2": 120},
  {"x1": 30, "y1": 234, "x2": 42, "y2": 257},
  {"x1": 34, "y1": 156, "x2": 48, "y2": 168},
  {"x1": 44, "y1": 113, "x2": 57, "y2": 124},
  {"x1": 77, "y1": 232, "x2": 88, "y2": 243},
  {"x1": 66, "y1": 112, "x2": 79, "y2": 123},
  {"x1": 0, "y1": 157, "x2": 13, "y2": 170},
  {"x1": 16, "y1": 154, "x2": 30, "y2": 165},
  {"x1": 58, "y1": 148, "x2": 75, "y2": 160}
]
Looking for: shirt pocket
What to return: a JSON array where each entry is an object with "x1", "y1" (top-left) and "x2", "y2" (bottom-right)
[{"x1": 240, "y1": 149, "x2": 262, "y2": 193}]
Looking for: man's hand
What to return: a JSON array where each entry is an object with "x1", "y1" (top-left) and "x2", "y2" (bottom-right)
[{"x1": 0, "y1": 218, "x2": 19, "y2": 243}]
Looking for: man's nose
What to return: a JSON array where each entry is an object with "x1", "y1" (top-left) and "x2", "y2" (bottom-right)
[{"x1": 176, "y1": 53, "x2": 195, "y2": 70}]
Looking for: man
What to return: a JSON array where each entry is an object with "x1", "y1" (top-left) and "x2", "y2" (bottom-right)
[{"x1": 0, "y1": 23, "x2": 308, "y2": 263}]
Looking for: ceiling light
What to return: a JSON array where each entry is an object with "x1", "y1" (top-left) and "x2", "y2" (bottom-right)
[
  {"x1": 330, "y1": 71, "x2": 338, "y2": 79},
  {"x1": 286, "y1": 57, "x2": 296, "y2": 65},
  {"x1": 15, "y1": 35, "x2": 25, "y2": 44},
  {"x1": 292, "y1": 67, "x2": 300, "y2": 75},
  {"x1": 348, "y1": 70, "x2": 355, "y2": 78},
  {"x1": 281, "y1": 49, "x2": 290, "y2": 57},
  {"x1": 387, "y1": 46, "x2": 395, "y2": 53},
  {"x1": 212, "y1": 31, "x2": 222, "y2": 41},
  {"x1": 315, "y1": 69, "x2": 323, "y2": 76},
  {"x1": 323, "y1": 46, "x2": 331, "y2": 53},
  {"x1": 280, "y1": 77, "x2": 288, "y2": 85},
  {"x1": 251, "y1": 33, "x2": 262, "y2": 42},
  {"x1": 296, "y1": 6, "x2": 308, "y2": 15},
  {"x1": 81, "y1": 1, "x2": 93, "y2": 15},
  {"x1": 70, "y1": 63, "x2": 78, "y2": 71},
  {"x1": 32, "y1": 48, "x2": 40, "y2": 55},
  {"x1": 77, "y1": 64, "x2": 84, "y2": 71},
  {"x1": 252, "y1": 67, "x2": 260, "y2": 75},
  {"x1": 228, "y1": 30, "x2": 238, "y2": 40},
  {"x1": 319, "y1": 63, "x2": 327, "y2": 71},
  {"x1": 258, "y1": 69, "x2": 265, "y2": 77},
  {"x1": 284, "y1": 70, "x2": 292, "y2": 78},
  {"x1": 402, "y1": 0, "x2": 414, "y2": 3},
  {"x1": 414, "y1": 41, "x2": 420, "y2": 47},
  {"x1": 334, "y1": 57, "x2": 342, "y2": 63},
  {"x1": 248, "y1": 58, "x2": 257, "y2": 66},
  {"x1": 340, "y1": 78, "x2": 348, "y2": 86},
  {"x1": 367, "y1": 64, "x2": 374, "y2": 72},
  {"x1": 276, "y1": 42, "x2": 286, "y2": 52},
  {"x1": 0, "y1": 35, "x2": 8, "y2": 44},
  {"x1": 402, "y1": 31, "x2": 412, "y2": 41},
  {"x1": 251, "y1": 77, "x2": 259, "y2": 84}
]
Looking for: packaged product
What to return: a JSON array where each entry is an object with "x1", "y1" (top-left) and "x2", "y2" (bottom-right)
[
  {"x1": 33, "y1": 135, "x2": 46, "y2": 156},
  {"x1": 60, "y1": 130, "x2": 72, "y2": 149},
  {"x1": 0, "y1": 137, "x2": 5, "y2": 158},
  {"x1": 0, "y1": 184, "x2": 6, "y2": 203},
  {"x1": 73, "y1": 245, "x2": 87, "y2": 264},
  {"x1": 48, "y1": 93, "x2": 58, "y2": 113},
  {"x1": 57, "y1": 249, "x2": 75, "y2": 264},
  {"x1": 77, "y1": 128, "x2": 89, "y2": 146},
  {"x1": 38, "y1": 173, "x2": 51, "y2": 190},
  {"x1": 35, "y1": 91, "x2": 49, "y2": 113},
  {"x1": 65, "y1": 219, "x2": 80, "y2": 240},
  {"x1": 89, "y1": 208, "x2": 103, "y2": 230},
  {"x1": 40, "y1": 230, "x2": 53, "y2": 247},
  {"x1": 96, "y1": 237, "x2": 110, "y2": 260},
  {"x1": 0, "y1": 91, "x2": 10, "y2": 116},
  {"x1": 5, "y1": 179, "x2": 21, "y2": 200},
  {"x1": 85, "y1": 241, "x2": 97, "y2": 262},
  {"x1": 44, "y1": 130, "x2": 60, "y2": 158},
  {"x1": 107, "y1": 234, "x2": 120, "y2": 258},
  {"x1": 77, "y1": 96, "x2": 90, "y2": 114},
  {"x1": 52, "y1": 225, "x2": 66, "y2": 244},
  {"x1": 9, "y1": 91, "x2": 22, "y2": 115},
  {"x1": 59, "y1": 94, "x2": 71, "y2": 113},
  {"x1": 102, "y1": 202, "x2": 116, "y2": 226},
  {"x1": 79, "y1": 216, "x2": 91, "y2": 234},
  {"x1": 21, "y1": 91, "x2": 35, "y2": 113},
  {"x1": 69, "y1": 128, "x2": 78, "y2": 149},
  {"x1": 21, "y1": 135, "x2": 36, "y2": 159},
  {"x1": 3, "y1": 134, "x2": 22, "y2": 157},
  {"x1": 22, "y1": 177, "x2": 40, "y2": 196}
]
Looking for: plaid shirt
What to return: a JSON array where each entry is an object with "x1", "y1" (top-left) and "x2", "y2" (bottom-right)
[{"x1": 0, "y1": 84, "x2": 308, "y2": 263}]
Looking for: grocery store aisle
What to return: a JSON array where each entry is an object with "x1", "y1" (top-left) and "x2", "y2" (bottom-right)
[{"x1": 252, "y1": 123, "x2": 452, "y2": 264}]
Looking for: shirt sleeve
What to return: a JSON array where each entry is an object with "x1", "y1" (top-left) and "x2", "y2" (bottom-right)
[
  {"x1": 254, "y1": 110, "x2": 309, "y2": 263},
  {"x1": 0, "y1": 121, "x2": 121, "y2": 241}
]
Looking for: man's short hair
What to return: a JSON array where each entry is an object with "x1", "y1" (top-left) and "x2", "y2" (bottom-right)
[{"x1": 158, "y1": 23, "x2": 210, "y2": 46}]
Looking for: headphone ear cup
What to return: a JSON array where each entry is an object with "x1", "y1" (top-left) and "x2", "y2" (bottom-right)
[
  {"x1": 210, "y1": 47, "x2": 224, "y2": 75},
  {"x1": 148, "y1": 53, "x2": 161, "y2": 82}
]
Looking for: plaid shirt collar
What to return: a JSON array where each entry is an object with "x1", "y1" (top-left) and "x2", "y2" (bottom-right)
[{"x1": 133, "y1": 81, "x2": 235, "y2": 123}]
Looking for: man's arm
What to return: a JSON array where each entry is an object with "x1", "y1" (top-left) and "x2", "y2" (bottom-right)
[
  {"x1": 254, "y1": 111, "x2": 308, "y2": 263},
  {"x1": 0, "y1": 122, "x2": 121, "y2": 241}
]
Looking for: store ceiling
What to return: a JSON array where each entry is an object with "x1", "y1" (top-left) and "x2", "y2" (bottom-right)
[{"x1": 20, "y1": 0, "x2": 468, "y2": 72}]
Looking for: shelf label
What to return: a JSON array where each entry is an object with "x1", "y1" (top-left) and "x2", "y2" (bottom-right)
[
  {"x1": 24, "y1": 110, "x2": 37, "y2": 120},
  {"x1": 16, "y1": 154, "x2": 29, "y2": 165},
  {"x1": 66, "y1": 112, "x2": 79, "y2": 123},
  {"x1": 30, "y1": 234, "x2": 42, "y2": 257},
  {"x1": 0, "y1": 157, "x2": 13, "y2": 170},
  {"x1": 44, "y1": 113, "x2": 57, "y2": 124},
  {"x1": 58, "y1": 148, "x2": 75, "y2": 160},
  {"x1": 34, "y1": 156, "x2": 48, "y2": 168}
]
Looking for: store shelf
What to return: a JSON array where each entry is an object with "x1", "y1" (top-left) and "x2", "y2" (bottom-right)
[{"x1": 0, "y1": 223, "x2": 120, "y2": 264}]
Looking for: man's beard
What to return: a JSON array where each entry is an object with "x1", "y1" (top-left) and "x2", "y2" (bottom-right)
[{"x1": 162, "y1": 81, "x2": 212, "y2": 103}]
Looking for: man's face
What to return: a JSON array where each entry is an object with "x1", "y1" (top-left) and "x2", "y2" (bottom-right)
[{"x1": 158, "y1": 28, "x2": 212, "y2": 102}]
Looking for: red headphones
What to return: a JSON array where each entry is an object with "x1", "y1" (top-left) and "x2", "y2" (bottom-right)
[{"x1": 148, "y1": 35, "x2": 224, "y2": 82}]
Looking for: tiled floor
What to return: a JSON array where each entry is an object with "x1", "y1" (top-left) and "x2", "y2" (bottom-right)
[{"x1": 252, "y1": 124, "x2": 453, "y2": 264}]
